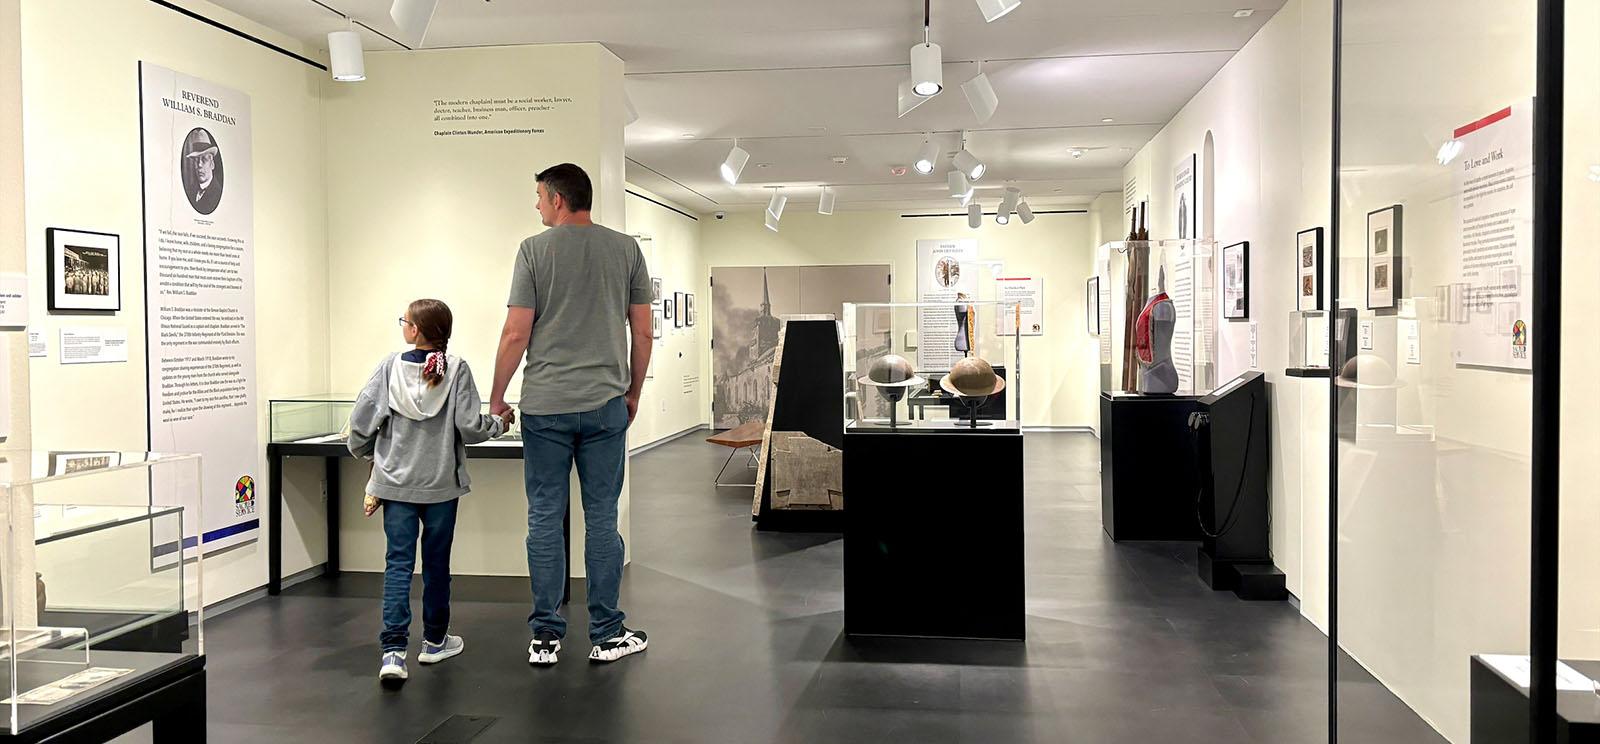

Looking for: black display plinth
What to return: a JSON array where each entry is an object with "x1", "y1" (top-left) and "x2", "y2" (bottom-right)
[
  {"x1": 1194, "y1": 372, "x2": 1285, "y2": 601},
  {"x1": 843, "y1": 425, "x2": 1024, "y2": 641},
  {"x1": 1471, "y1": 655, "x2": 1600, "y2": 742},
  {"x1": 755, "y1": 319, "x2": 844, "y2": 532},
  {"x1": 1099, "y1": 392, "x2": 1204, "y2": 541}
]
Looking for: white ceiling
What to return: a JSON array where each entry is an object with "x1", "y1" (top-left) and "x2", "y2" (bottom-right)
[{"x1": 211, "y1": 0, "x2": 1285, "y2": 214}]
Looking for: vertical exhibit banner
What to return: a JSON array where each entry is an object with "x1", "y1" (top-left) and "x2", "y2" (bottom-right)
[
  {"x1": 140, "y1": 63, "x2": 259, "y2": 554},
  {"x1": 1451, "y1": 102, "x2": 1533, "y2": 370},
  {"x1": 1174, "y1": 154, "x2": 1197, "y2": 240},
  {"x1": 916, "y1": 239, "x2": 979, "y2": 371}
]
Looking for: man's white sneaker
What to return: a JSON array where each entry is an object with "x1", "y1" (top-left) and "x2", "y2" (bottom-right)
[
  {"x1": 589, "y1": 627, "x2": 648, "y2": 664},
  {"x1": 418, "y1": 634, "x2": 464, "y2": 665},
  {"x1": 528, "y1": 630, "x2": 561, "y2": 666}
]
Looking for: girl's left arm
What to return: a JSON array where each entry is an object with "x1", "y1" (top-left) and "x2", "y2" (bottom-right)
[{"x1": 454, "y1": 362, "x2": 506, "y2": 445}]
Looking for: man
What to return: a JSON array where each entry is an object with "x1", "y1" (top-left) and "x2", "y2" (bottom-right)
[
  {"x1": 182, "y1": 129, "x2": 223, "y2": 215},
  {"x1": 490, "y1": 163, "x2": 653, "y2": 666}
]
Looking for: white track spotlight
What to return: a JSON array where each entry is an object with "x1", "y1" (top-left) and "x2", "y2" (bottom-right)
[
  {"x1": 947, "y1": 170, "x2": 972, "y2": 199},
  {"x1": 818, "y1": 186, "x2": 836, "y2": 215},
  {"x1": 914, "y1": 139, "x2": 940, "y2": 175},
  {"x1": 953, "y1": 147, "x2": 986, "y2": 181},
  {"x1": 390, "y1": 0, "x2": 439, "y2": 46},
  {"x1": 975, "y1": 0, "x2": 1022, "y2": 22},
  {"x1": 996, "y1": 188, "x2": 1020, "y2": 225},
  {"x1": 910, "y1": 41, "x2": 944, "y2": 97},
  {"x1": 961, "y1": 71, "x2": 998, "y2": 124},
  {"x1": 1017, "y1": 199, "x2": 1035, "y2": 224},
  {"x1": 328, "y1": 30, "x2": 365, "y2": 82},
  {"x1": 897, "y1": 78, "x2": 932, "y2": 118},
  {"x1": 968, "y1": 201, "x2": 983, "y2": 229},
  {"x1": 765, "y1": 209, "x2": 780, "y2": 233},
  {"x1": 766, "y1": 189, "x2": 788, "y2": 220},
  {"x1": 721, "y1": 140, "x2": 750, "y2": 185}
]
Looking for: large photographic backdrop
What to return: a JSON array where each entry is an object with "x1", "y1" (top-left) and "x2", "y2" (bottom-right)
[
  {"x1": 710, "y1": 265, "x2": 889, "y2": 429},
  {"x1": 139, "y1": 63, "x2": 259, "y2": 556}
]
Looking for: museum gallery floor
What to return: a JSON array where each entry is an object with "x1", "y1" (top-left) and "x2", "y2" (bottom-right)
[{"x1": 201, "y1": 433, "x2": 1440, "y2": 743}]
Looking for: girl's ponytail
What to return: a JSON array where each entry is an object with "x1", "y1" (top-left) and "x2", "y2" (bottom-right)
[{"x1": 407, "y1": 299, "x2": 454, "y2": 388}]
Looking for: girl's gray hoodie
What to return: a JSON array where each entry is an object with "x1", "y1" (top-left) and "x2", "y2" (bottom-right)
[{"x1": 347, "y1": 353, "x2": 506, "y2": 504}]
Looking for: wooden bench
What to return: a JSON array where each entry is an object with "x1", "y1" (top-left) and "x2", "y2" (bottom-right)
[{"x1": 707, "y1": 421, "x2": 766, "y2": 488}]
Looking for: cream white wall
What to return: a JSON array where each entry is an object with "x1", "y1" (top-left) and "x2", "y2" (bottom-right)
[
  {"x1": 321, "y1": 43, "x2": 633, "y2": 577},
  {"x1": 0, "y1": 0, "x2": 30, "y2": 454},
  {"x1": 1121, "y1": 0, "x2": 1333, "y2": 622},
  {"x1": 625, "y1": 187, "x2": 709, "y2": 449},
  {"x1": 700, "y1": 209, "x2": 1098, "y2": 429},
  {"x1": 19, "y1": 0, "x2": 330, "y2": 605}
]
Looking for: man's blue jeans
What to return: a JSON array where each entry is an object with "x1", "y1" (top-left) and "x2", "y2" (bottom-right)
[
  {"x1": 379, "y1": 498, "x2": 459, "y2": 652},
  {"x1": 523, "y1": 396, "x2": 629, "y2": 644}
]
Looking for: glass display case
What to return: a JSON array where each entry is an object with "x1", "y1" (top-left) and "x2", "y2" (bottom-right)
[
  {"x1": 842, "y1": 300, "x2": 1021, "y2": 431},
  {"x1": 1287, "y1": 310, "x2": 1330, "y2": 372},
  {"x1": 270, "y1": 395, "x2": 522, "y2": 445},
  {"x1": 1096, "y1": 239, "x2": 1218, "y2": 396},
  {"x1": 0, "y1": 451, "x2": 202, "y2": 733}
]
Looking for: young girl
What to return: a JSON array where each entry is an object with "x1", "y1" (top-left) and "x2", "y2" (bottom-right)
[{"x1": 348, "y1": 299, "x2": 512, "y2": 686}]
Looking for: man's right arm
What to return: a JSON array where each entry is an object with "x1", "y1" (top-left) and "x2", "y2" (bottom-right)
[{"x1": 489, "y1": 306, "x2": 535, "y2": 418}]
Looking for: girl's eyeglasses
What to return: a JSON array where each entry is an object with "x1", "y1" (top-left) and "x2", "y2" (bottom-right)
[{"x1": 397, "y1": 317, "x2": 414, "y2": 328}]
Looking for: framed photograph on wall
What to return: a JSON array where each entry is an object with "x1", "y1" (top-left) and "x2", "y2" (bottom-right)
[
  {"x1": 685, "y1": 294, "x2": 696, "y2": 327},
  {"x1": 1296, "y1": 227, "x2": 1324, "y2": 312},
  {"x1": 673, "y1": 292, "x2": 686, "y2": 328},
  {"x1": 1085, "y1": 276, "x2": 1101, "y2": 335},
  {"x1": 651, "y1": 277, "x2": 663, "y2": 303},
  {"x1": 1367, "y1": 205, "x2": 1403, "y2": 310},
  {"x1": 46, "y1": 228, "x2": 121, "y2": 312},
  {"x1": 663, "y1": 297, "x2": 674, "y2": 324},
  {"x1": 652, "y1": 305, "x2": 663, "y2": 339},
  {"x1": 1222, "y1": 241, "x2": 1250, "y2": 320}
]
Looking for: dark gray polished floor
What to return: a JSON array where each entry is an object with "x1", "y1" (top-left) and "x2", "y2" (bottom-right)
[{"x1": 205, "y1": 432, "x2": 1443, "y2": 743}]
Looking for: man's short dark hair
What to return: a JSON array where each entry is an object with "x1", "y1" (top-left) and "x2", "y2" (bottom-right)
[{"x1": 536, "y1": 163, "x2": 593, "y2": 212}]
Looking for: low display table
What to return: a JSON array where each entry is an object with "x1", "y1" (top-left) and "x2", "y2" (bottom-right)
[
  {"x1": 842, "y1": 421, "x2": 1024, "y2": 641},
  {"x1": 0, "y1": 651, "x2": 204, "y2": 743},
  {"x1": 1471, "y1": 655, "x2": 1600, "y2": 742},
  {"x1": 1099, "y1": 391, "x2": 1205, "y2": 541}
]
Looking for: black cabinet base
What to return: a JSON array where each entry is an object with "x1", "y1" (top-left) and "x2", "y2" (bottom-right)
[
  {"x1": 1099, "y1": 393, "x2": 1204, "y2": 541},
  {"x1": 843, "y1": 428, "x2": 1024, "y2": 641},
  {"x1": 1197, "y1": 548, "x2": 1287, "y2": 601}
]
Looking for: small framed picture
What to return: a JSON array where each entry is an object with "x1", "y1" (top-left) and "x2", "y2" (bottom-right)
[
  {"x1": 1297, "y1": 227, "x2": 1324, "y2": 312},
  {"x1": 47, "y1": 228, "x2": 121, "y2": 312},
  {"x1": 673, "y1": 292, "x2": 686, "y2": 328},
  {"x1": 652, "y1": 305, "x2": 662, "y2": 339},
  {"x1": 686, "y1": 293, "x2": 696, "y2": 327},
  {"x1": 1085, "y1": 276, "x2": 1101, "y2": 335},
  {"x1": 1222, "y1": 241, "x2": 1250, "y2": 320},
  {"x1": 1367, "y1": 205, "x2": 1403, "y2": 310},
  {"x1": 663, "y1": 296, "x2": 674, "y2": 322},
  {"x1": 651, "y1": 277, "x2": 663, "y2": 303}
]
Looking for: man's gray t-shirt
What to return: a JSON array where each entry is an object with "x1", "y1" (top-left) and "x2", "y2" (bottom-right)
[{"x1": 507, "y1": 224, "x2": 651, "y2": 416}]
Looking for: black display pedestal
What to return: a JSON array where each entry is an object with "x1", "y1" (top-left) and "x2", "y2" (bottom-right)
[
  {"x1": 842, "y1": 425, "x2": 1024, "y2": 641},
  {"x1": 1192, "y1": 372, "x2": 1286, "y2": 601},
  {"x1": 1099, "y1": 392, "x2": 1204, "y2": 541},
  {"x1": 754, "y1": 319, "x2": 845, "y2": 532},
  {"x1": 1471, "y1": 655, "x2": 1600, "y2": 742}
]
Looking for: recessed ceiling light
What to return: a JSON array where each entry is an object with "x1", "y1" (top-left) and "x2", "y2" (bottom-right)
[
  {"x1": 1100, "y1": 117, "x2": 1115, "y2": 123},
  {"x1": 1233, "y1": 8, "x2": 1255, "y2": 17},
  {"x1": 1070, "y1": 148, "x2": 1085, "y2": 159},
  {"x1": 679, "y1": 133, "x2": 696, "y2": 140},
  {"x1": 831, "y1": 156, "x2": 849, "y2": 165},
  {"x1": 808, "y1": 125, "x2": 828, "y2": 132},
  {"x1": 757, "y1": 163, "x2": 772, "y2": 169}
]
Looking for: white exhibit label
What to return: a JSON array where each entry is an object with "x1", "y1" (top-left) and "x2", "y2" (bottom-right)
[
  {"x1": 1360, "y1": 321, "x2": 1374, "y2": 351},
  {"x1": 1097, "y1": 258, "x2": 1113, "y2": 364},
  {"x1": 1402, "y1": 319, "x2": 1422, "y2": 365},
  {"x1": 59, "y1": 327, "x2": 128, "y2": 365},
  {"x1": 26, "y1": 331, "x2": 44, "y2": 358},
  {"x1": 915, "y1": 239, "x2": 979, "y2": 371},
  {"x1": 1248, "y1": 322, "x2": 1258, "y2": 370},
  {"x1": 140, "y1": 63, "x2": 260, "y2": 556},
  {"x1": 994, "y1": 276, "x2": 1043, "y2": 336},
  {"x1": 1451, "y1": 103, "x2": 1533, "y2": 370},
  {"x1": 0, "y1": 274, "x2": 27, "y2": 328},
  {"x1": 1479, "y1": 654, "x2": 1593, "y2": 692},
  {"x1": 1167, "y1": 243, "x2": 1195, "y2": 391}
]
